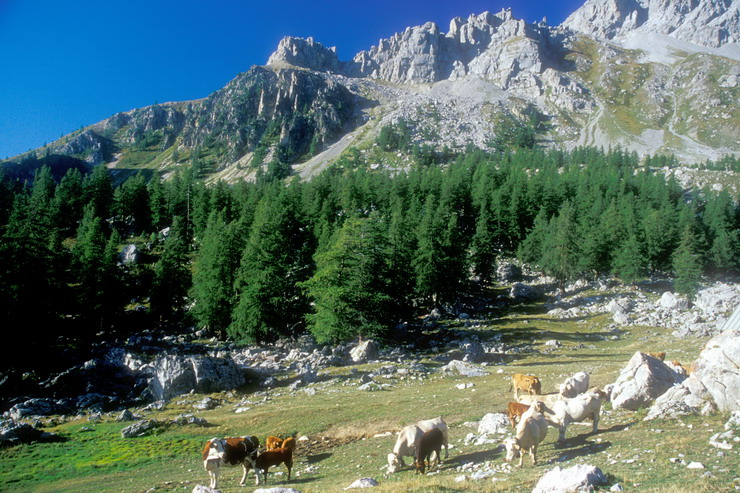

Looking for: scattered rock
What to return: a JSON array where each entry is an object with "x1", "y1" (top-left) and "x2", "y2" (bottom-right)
[
  {"x1": 532, "y1": 464, "x2": 607, "y2": 493},
  {"x1": 659, "y1": 292, "x2": 688, "y2": 310},
  {"x1": 343, "y1": 477, "x2": 378, "y2": 489},
  {"x1": 510, "y1": 283, "x2": 540, "y2": 300},
  {"x1": 116, "y1": 409, "x2": 136, "y2": 422},
  {"x1": 173, "y1": 413, "x2": 208, "y2": 426},
  {"x1": 254, "y1": 488, "x2": 302, "y2": 493},
  {"x1": 192, "y1": 486, "x2": 221, "y2": 493},
  {"x1": 350, "y1": 340, "x2": 379, "y2": 363},
  {"x1": 497, "y1": 262, "x2": 522, "y2": 282},
  {"x1": 477, "y1": 413, "x2": 510, "y2": 435},
  {"x1": 120, "y1": 419, "x2": 165, "y2": 438},
  {"x1": 545, "y1": 340, "x2": 561, "y2": 347},
  {"x1": 193, "y1": 397, "x2": 220, "y2": 410},
  {"x1": 0, "y1": 419, "x2": 61, "y2": 445},
  {"x1": 441, "y1": 360, "x2": 487, "y2": 377},
  {"x1": 687, "y1": 462, "x2": 705, "y2": 469}
]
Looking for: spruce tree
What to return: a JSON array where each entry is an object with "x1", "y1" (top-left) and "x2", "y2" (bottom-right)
[
  {"x1": 150, "y1": 217, "x2": 191, "y2": 326},
  {"x1": 672, "y1": 226, "x2": 703, "y2": 298},
  {"x1": 540, "y1": 200, "x2": 581, "y2": 286},
  {"x1": 302, "y1": 215, "x2": 392, "y2": 344},
  {"x1": 229, "y1": 187, "x2": 313, "y2": 343},
  {"x1": 612, "y1": 234, "x2": 646, "y2": 285}
]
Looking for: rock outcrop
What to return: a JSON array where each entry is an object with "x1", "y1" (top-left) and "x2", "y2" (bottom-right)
[
  {"x1": 610, "y1": 351, "x2": 686, "y2": 411},
  {"x1": 148, "y1": 355, "x2": 246, "y2": 401},
  {"x1": 563, "y1": 0, "x2": 739, "y2": 48},
  {"x1": 646, "y1": 329, "x2": 740, "y2": 418},
  {"x1": 532, "y1": 464, "x2": 607, "y2": 493}
]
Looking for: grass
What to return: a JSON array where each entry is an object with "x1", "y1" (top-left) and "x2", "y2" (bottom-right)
[{"x1": 2, "y1": 289, "x2": 737, "y2": 492}]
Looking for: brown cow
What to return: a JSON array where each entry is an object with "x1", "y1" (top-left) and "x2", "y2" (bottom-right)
[
  {"x1": 509, "y1": 373, "x2": 542, "y2": 398},
  {"x1": 255, "y1": 446, "x2": 293, "y2": 486},
  {"x1": 202, "y1": 435, "x2": 259, "y2": 489},
  {"x1": 414, "y1": 428, "x2": 444, "y2": 474},
  {"x1": 507, "y1": 401, "x2": 531, "y2": 429}
]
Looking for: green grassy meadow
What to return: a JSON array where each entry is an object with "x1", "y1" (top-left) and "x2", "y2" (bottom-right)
[{"x1": 2, "y1": 291, "x2": 737, "y2": 492}]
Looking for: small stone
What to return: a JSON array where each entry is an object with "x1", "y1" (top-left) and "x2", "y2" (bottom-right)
[{"x1": 687, "y1": 462, "x2": 705, "y2": 469}]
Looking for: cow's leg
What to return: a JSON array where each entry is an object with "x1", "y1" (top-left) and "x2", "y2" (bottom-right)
[
  {"x1": 287, "y1": 459, "x2": 292, "y2": 480},
  {"x1": 592, "y1": 412, "x2": 599, "y2": 433},
  {"x1": 397, "y1": 454, "x2": 405, "y2": 467},
  {"x1": 443, "y1": 434, "x2": 449, "y2": 460},
  {"x1": 239, "y1": 463, "x2": 248, "y2": 486},
  {"x1": 531, "y1": 445, "x2": 538, "y2": 465}
]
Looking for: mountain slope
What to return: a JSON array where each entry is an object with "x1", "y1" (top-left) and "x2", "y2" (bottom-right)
[{"x1": 4, "y1": 1, "x2": 738, "y2": 181}]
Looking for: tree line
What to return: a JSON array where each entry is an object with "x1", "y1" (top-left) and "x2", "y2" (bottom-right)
[{"x1": 0, "y1": 146, "x2": 737, "y2": 370}]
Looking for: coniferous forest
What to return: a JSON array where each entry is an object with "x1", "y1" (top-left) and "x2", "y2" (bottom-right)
[{"x1": 1, "y1": 147, "x2": 738, "y2": 373}]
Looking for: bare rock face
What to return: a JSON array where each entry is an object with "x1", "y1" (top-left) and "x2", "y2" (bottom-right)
[
  {"x1": 147, "y1": 355, "x2": 245, "y2": 401},
  {"x1": 477, "y1": 413, "x2": 510, "y2": 434},
  {"x1": 563, "y1": 0, "x2": 739, "y2": 48},
  {"x1": 610, "y1": 351, "x2": 686, "y2": 410},
  {"x1": 647, "y1": 329, "x2": 740, "y2": 418},
  {"x1": 350, "y1": 340, "x2": 379, "y2": 363},
  {"x1": 267, "y1": 36, "x2": 343, "y2": 73}
]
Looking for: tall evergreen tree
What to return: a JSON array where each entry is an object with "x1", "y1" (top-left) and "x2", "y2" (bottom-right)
[
  {"x1": 302, "y1": 215, "x2": 392, "y2": 344},
  {"x1": 189, "y1": 211, "x2": 245, "y2": 336},
  {"x1": 540, "y1": 200, "x2": 581, "y2": 286},
  {"x1": 612, "y1": 234, "x2": 646, "y2": 285},
  {"x1": 229, "y1": 187, "x2": 313, "y2": 343},
  {"x1": 150, "y1": 217, "x2": 191, "y2": 326},
  {"x1": 672, "y1": 226, "x2": 703, "y2": 298}
]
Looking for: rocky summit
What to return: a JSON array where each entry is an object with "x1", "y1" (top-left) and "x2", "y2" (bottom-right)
[{"x1": 4, "y1": 0, "x2": 739, "y2": 181}]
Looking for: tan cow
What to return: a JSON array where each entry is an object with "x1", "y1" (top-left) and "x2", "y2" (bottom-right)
[
  {"x1": 509, "y1": 373, "x2": 542, "y2": 399},
  {"x1": 506, "y1": 401, "x2": 530, "y2": 430}
]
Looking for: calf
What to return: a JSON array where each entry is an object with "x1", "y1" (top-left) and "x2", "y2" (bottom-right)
[
  {"x1": 547, "y1": 389, "x2": 608, "y2": 442},
  {"x1": 265, "y1": 436, "x2": 296, "y2": 451},
  {"x1": 414, "y1": 428, "x2": 444, "y2": 474},
  {"x1": 255, "y1": 446, "x2": 293, "y2": 486},
  {"x1": 202, "y1": 435, "x2": 259, "y2": 489},
  {"x1": 516, "y1": 392, "x2": 562, "y2": 411},
  {"x1": 504, "y1": 402, "x2": 549, "y2": 467},
  {"x1": 506, "y1": 401, "x2": 530, "y2": 430},
  {"x1": 559, "y1": 371, "x2": 590, "y2": 398},
  {"x1": 387, "y1": 417, "x2": 449, "y2": 473},
  {"x1": 646, "y1": 351, "x2": 666, "y2": 362},
  {"x1": 509, "y1": 373, "x2": 542, "y2": 399}
]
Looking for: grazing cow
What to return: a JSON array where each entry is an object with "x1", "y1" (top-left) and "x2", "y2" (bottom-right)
[
  {"x1": 255, "y1": 446, "x2": 293, "y2": 486},
  {"x1": 547, "y1": 389, "x2": 608, "y2": 442},
  {"x1": 516, "y1": 392, "x2": 562, "y2": 411},
  {"x1": 265, "y1": 436, "x2": 296, "y2": 451},
  {"x1": 559, "y1": 371, "x2": 590, "y2": 398},
  {"x1": 414, "y1": 428, "x2": 444, "y2": 474},
  {"x1": 504, "y1": 402, "x2": 549, "y2": 467},
  {"x1": 506, "y1": 401, "x2": 531, "y2": 430},
  {"x1": 202, "y1": 435, "x2": 259, "y2": 489},
  {"x1": 509, "y1": 373, "x2": 542, "y2": 398},
  {"x1": 387, "y1": 417, "x2": 449, "y2": 473},
  {"x1": 646, "y1": 351, "x2": 666, "y2": 361}
]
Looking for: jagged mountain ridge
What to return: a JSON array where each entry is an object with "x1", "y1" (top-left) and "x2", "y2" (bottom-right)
[{"x1": 5, "y1": 1, "x2": 739, "y2": 182}]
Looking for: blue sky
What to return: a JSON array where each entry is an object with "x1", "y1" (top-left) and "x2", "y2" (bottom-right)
[{"x1": 0, "y1": 0, "x2": 584, "y2": 159}]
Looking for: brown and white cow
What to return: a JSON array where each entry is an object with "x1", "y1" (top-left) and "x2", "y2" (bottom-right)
[
  {"x1": 202, "y1": 435, "x2": 259, "y2": 489},
  {"x1": 509, "y1": 373, "x2": 542, "y2": 399}
]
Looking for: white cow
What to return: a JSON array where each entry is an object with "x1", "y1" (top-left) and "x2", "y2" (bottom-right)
[
  {"x1": 387, "y1": 417, "x2": 449, "y2": 473},
  {"x1": 547, "y1": 389, "x2": 607, "y2": 442},
  {"x1": 559, "y1": 371, "x2": 590, "y2": 398},
  {"x1": 504, "y1": 402, "x2": 549, "y2": 467}
]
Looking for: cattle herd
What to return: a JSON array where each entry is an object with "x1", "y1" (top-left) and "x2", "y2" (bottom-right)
[{"x1": 201, "y1": 352, "x2": 675, "y2": 487}]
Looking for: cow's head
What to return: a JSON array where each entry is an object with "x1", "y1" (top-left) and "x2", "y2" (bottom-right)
[
  {"x1": 207, "y1": 438, "x2": 227, "y2": 460},
  {"x1": 387, "y1": 453, "x2": 400, "y2": 473},
  {"x1": 504, "y1": 437, "x2": 521, "y2": 462},
  {"x1": 414, "y1": 457, "x2": 426, "y2": 474}
]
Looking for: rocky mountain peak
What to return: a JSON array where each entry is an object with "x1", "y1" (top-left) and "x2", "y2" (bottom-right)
[
  {"x1": 563, "y1": 0, "x2": 739, "y2": 48},
  {"x1": 267, "y1": 36, "x2": 343, "y2": 72}
]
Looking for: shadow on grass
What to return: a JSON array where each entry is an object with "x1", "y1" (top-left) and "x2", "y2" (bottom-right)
[
  {"x1": 304, "y1": 452, "x2": 332, "y2": 464},
  {"x1": 552, "y1": 440, "x2": 611, "y2": 462},
  {"x1": 448, "y1": 447, "x2": 503, "y2": 465}
]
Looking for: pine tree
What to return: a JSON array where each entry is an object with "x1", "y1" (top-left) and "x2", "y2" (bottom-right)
[
  {"x1": 150, "y1": 217, "x2": 191, "y2": 326},
  {"x1": 302, "y1": 215, "x2": 392, "y2": 344},
  {"x1": 413, "y1": 194, "x2": 445, "y2": 306},
  {"x1": 189, "y1": 211, "x2": 245, "y2": 336},
  {"x1": 672, "y1": 226, "x2": 703, "y2": 298},
  {"x1": 51, "y1": 168, "x2": 85, "y2": 236},
  {"x1": 612, "y1": 234, "x2": 646, "y2": 285},
  {"x1": 83, "y1": 165, "x2": 114, "y2": 220},
  {"x1": 540, "y1": 200, "x2": 581, "y2": 286},
  {"x1": 229, "y1": 187, "x2": 313, "y2": 343}
]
